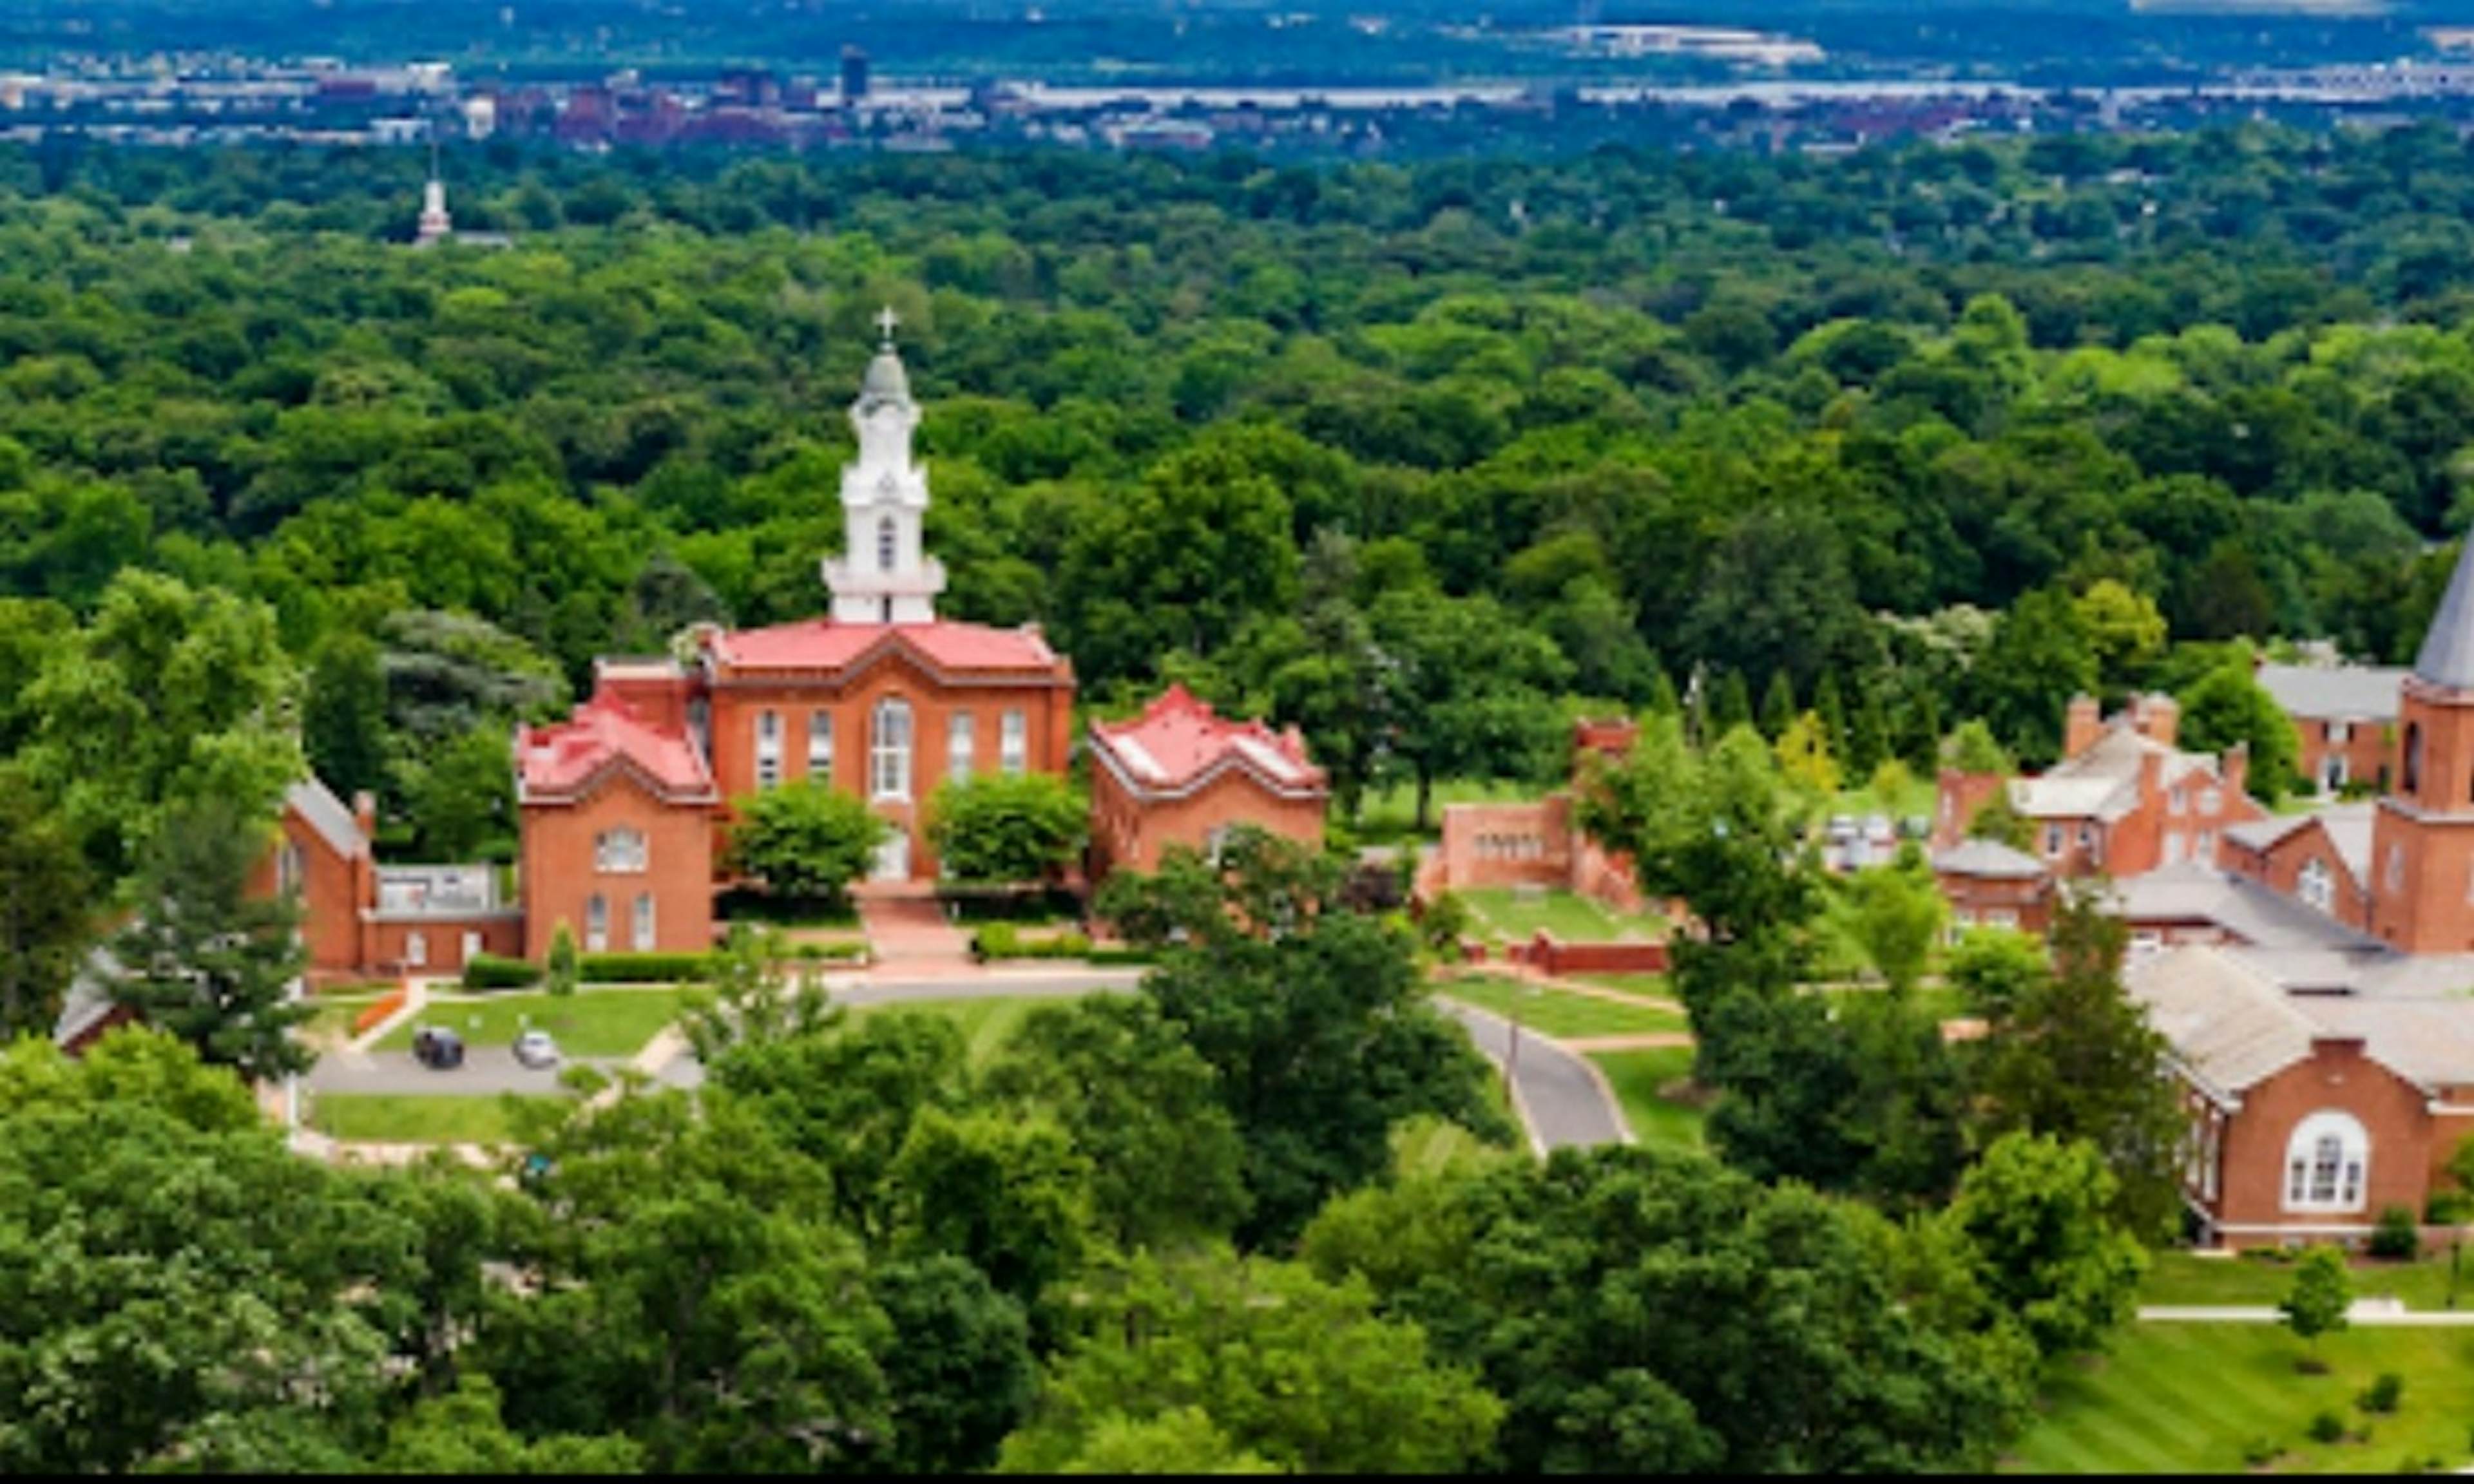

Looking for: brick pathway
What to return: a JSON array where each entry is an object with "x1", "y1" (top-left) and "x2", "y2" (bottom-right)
[{"x1": 854, "y1": 886, "x2": 978, "y2": 975}]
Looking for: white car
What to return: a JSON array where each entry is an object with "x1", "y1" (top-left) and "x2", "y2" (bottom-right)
[{"x1": 512, "y1": 1029, "x2": 561, "y2": 1069}]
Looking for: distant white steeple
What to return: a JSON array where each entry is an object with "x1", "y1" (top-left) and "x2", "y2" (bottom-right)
[
  {"x1": 415, "y1": 136, "x2": 452, "y2": 247},
  {"x1": 824, "y1": 309, "x2": 945, "y2": 625}
]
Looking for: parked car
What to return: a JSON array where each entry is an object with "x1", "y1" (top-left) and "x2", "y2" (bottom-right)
[
  {"x1": 512, "y1": 1029, "x2": 561, "y2": 1069},
  {"x1": 411, "y1": 1027, "x2": 465, "y2": 1070}
]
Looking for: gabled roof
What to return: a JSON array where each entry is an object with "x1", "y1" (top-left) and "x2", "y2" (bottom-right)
[
  {"x1": 2011, "y1": 725, "x2": 2221, "y2": 823},
  {"x1": 2254, "y1": 663, "x2": 2406, "y2": 722},
  {"x1": 1089, "y1": 684, "x2": 1327, "y2": 801},
  {"x1": 2106, "y1": 861, "x2": 2383, "y2": 953},
  {"x1": 704, "y1": 619, "x2": 1064, "y2": 678},
  {"x1": 2130, "y1": 942, "x2": 2474, "y2": 1100},
  {"x1": 2223, "y1": 803, "x2": 2375, "y2": 895},
  {"x1": 2416, "y1": 535, "x2": 2474, "y2": 690},
  {"x1": 2125, "y1": 946, "x2": 2325, "y2": 1098},
  {"x1": 285, "y1": 776, "x2": 367, "y2": 860},
  {"x1": 519, "y1": 692, "x2": 714, "y2": 803},
  {"x1": 1931, "y1": 838, "x2": 2049, "y2": 881}
]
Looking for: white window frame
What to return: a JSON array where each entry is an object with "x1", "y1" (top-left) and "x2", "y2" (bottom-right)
[
  {"x1": 586, "y1": 893, "x2": 609, "y2": 954},
  {"x1": 595, "y1": 827, "x2": 648, "y2": 874},
  {"x1": 405, "y1": 929, "x2": 427, "y2": 968},
  {"x1": 278, "y1": 841, "x2": 305, "y2": 896},
  {"x1": 1001, "y1": 709, "x2": 1028, "y2": 775},
  {"x1": 948, "y1": 710, "x2": 975, "y2": 784},
  {"x1": 756, "y1": 709, "x2": 783, "y2": 790},
  {"x1": 2328, "y1": 719, "x2": 2352, "y2": 745},
  {"x1": 807, "y1": 710, "x2": 834, "y2": 783},
  {"x1": 2323, "y1": 753, "x2": 2349, "y2": 793},
  {"x1": 2042, "y1": 823, "x2": 2063, "y2": 859},
  {"x1": 462, "y1": 929, "x2": 483, "y2": 963},
  {"x1": 872, "y1": 696, "x2": 914, "y2": 801},
  {"x1": 633, "y1": 891, "x2": 655, "y2": 952},
  {"x1": 2282, "y1": 1110, "x2": 2370, "y2": 1213},
  {"x1": 2299, "y1": 857, "x2": 2334, "y2": 913}
]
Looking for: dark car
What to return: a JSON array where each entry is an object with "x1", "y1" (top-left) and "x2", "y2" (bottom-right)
[{"x1": 411, "y1": 1026, "x2": 465, "y2": 1070}]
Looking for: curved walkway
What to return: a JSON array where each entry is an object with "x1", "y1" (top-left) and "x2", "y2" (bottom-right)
[{"x1": 1439, "y1": 1000, "x2": 1631, "y2": 1154}]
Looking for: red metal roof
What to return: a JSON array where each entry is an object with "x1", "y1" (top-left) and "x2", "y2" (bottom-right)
[
  {"x1": 519, "y1": 691, "x2": 713, "y2": 800},
  {"x1": 1091, "y1": 684, "x2": 1325, "y2": 797},
  {"x1": 706, "y1": 619, "x2": 1063, "y2": 674}
]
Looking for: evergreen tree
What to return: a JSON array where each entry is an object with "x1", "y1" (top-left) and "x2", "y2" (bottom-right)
[
  {"x1": 302, "y1": 632, "x2": 390, "y2": 804},
  {"x1": 1760, "y1": 669, "x2": 1798, "y2": 741},
  {"x1": 1903, "y1": 689, "x2": 1944, "y2": 774},
  {"x1": 1711, "y1": 669, "x2": 1754, "y2": 738},
  {"x1": 108, "y1": 799, "x2": 312, "y2": 1082},
  {"x1": 1814, "y1": 671, "x2": 1852, "y2": 771},
  {"x1": 1644, "y1": 659, "x2": 1681, "y2": 719},
  {"x1": 1851, "y1": 682, "x2": 1893, "y2": 778}
]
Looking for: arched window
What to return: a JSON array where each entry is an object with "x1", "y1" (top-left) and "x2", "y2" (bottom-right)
[
  {"x1": 2283, "y1": 1110, "x2": 2370, "y2": 1212},
  {"x1": 872, "y1": 696, "x2": 914, "y2": 801},
  {"x1": 2404, "y1": 721, "x2": 2423, "y2": 796},
  {"x1": 877, "y1": 515, "x2": 898, "y2": 573}
]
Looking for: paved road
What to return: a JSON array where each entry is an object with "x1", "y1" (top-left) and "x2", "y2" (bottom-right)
[
  {"x1": 1440, "y1": 1000, "x2": 1631, "y2": 1153},
  {"x1": 2141, "y1": 1301, "x2": 2474, "y2": 1326},
  {"x1": 306, "y1": 1046, "x2": 625, "y2": 1096}
]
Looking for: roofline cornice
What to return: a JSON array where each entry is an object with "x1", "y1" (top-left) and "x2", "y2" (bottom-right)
[{"x1": 1088, "y1": 727, "x2": 1328, "y2": 803}]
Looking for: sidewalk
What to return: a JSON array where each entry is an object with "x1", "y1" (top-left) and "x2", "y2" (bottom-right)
[{"x1": 2140, "y1": 1298, "x2": 2474, "y2": 1326}]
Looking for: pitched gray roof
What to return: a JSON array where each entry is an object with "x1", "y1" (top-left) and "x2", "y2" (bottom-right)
[
  {"x1": 2105, "y1": 862, "x2": 2383, "y2": 953},
  {"x1": 285, "y1": 777, "x2": 367, "y2": 861},
  {"x1": 2415, "y1": 538, "x2": 2474, "y2": 689},
  {"x1": 2130, "y1": 942, "x2": 2474, "y2": 1098},
  {"x1": 2254, "y1": 663, "x2": 2406, "y2": 722},
  {"x1": 1931, "y1": 838, "x2": 2049, "y2": 880}
]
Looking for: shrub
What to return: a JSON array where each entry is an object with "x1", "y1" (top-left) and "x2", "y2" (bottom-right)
[
  {"x1": 2358, "y1": 1373, "x2": 2404, "y2": 1415},
  {"x1": 969, "y1": 922, "x2": 1155, "y2": 965},
  {"x1": 2308, "y1": 1411, "x2": 2346, "y2": 1445},
  {"x1": 580, "y1": 951, "x2": 714, "y2": 984},
  {"x1": 545, "y1": 922, "x2": 580, "y2": 998},
  {"x1": 2427, "y1": 1190, "x2": 2474, "y2": 1226},
  {"x1": 463, "y1": 953, "x2": 544, "y2": 991},
  {"x1": 2371, "y1": 1205, "x2": 2422, "y2": 1259},
  {"x1": 2239, "y1": 1437, "x2": 2279, "y2": 1468}
]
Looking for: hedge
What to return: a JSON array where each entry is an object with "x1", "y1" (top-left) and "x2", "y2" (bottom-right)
[
  {"x1": 580, "y1": 952, "x2": 714, "y2": 984},
  {"x1": 463, "y1": 954, "x2": 544, "y2": 991},
  {"x1": 970, "y1": 923, "x2": 1156, "y2": 966}
]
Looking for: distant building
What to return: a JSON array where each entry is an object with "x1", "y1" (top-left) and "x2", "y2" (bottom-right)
[
  {"x1": 1086, "y1": 685, "x2": 1328, "y2": 880},
  {"x1": 841, "y1": 46, "x2": 871, "y2": 106},
  {"x1": 2254, "y1": 658, "x2": 2403, "y2": 795}
]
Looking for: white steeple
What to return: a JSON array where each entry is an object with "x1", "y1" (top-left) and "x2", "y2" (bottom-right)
[
  {"x1": 823, "y1": 308, "x2": 945, "y2": 625},
  {"x1": 415, "y1": 136, "x2": 452, "y2": 247}
]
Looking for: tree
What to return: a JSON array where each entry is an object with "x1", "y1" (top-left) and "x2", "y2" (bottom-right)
[
  {"x1": 17, "y1": 569, "x2": 302, "y2": 883},
  {"x1": 1944, "y1": 1133, "x2": 2147, "y2": 1360},
  {"x1": 1845, "y1": 841, "x2": 1950, "y2": 994},
  {"x1": 1946, "y1": 926, "x2": 2049, "y2": 1022},
  {"x1": 2073, "y1": 579, "x2": 2168, "y2": 701},
  {"x1": 983, "y1": 995, "x2": 1252, "y2": 1250},
  {"x1": 1303, "y1": 1146, "x2": 2034, "y2": 1474},
  {"x1": 994, "y1": 1249, "x2": 1501, "y2": 1475},
  {"x1": 372, "y1": 1374, "x2": 644, "y2": 1475},
  {"x1": 0, "y1": 785, "x2": 94, "y2": 1042},
  {"x1": 1968, "y1": 586, "x2": 2097, "y2": 767},
  {"x1": 2281, "y1": 1246, "x2": 2352, "y2": 1370},
  {"x1": 1760, "y1": 670, "x2": 1798, "y2": 741},
  {"x1": 1773, "y1": 709, "x2": 1843, "y2": 800},
  {"x1": 1945, "y1": 718, "x2": 2014, "y2": 775},
  {"x1": 926, "y1": 772, "x2": 1086, "y2": 886},
  {"x1": 544, "y1": 921, "x2": 580, "y2": 996},
  {"x1": 868, "y1": 1257, "x2": 1038, "y2": 1476},
  {"x1": 302, "y1": 631, "x2": 391, "y2": 806},
  {"x1": 405, "y1": 721, "x2": 518, "y2": 861},
  {"x1": 1368, "y1": 589, "x2": 1572, "y2": 831},
  {"x1": 1966, "y1": 790, "x2": 2037, "y2": 852},
  {"x1": 2179, "y1": 658, "x2": 2299, "y2": 800},
  {"x1": 888, "y1": 1107, "x2": 1095, "y2": 1312},
  {"x1": 1046, "y1": 1407, "x2": 1277, "y2": 1475},
  {"x1": 678, "y1": 921, "x2": 843, "y2": 1063},
  {"x1": 108, "y1": 799, "x2": 312, "y2": 1083},
  {"x1": 725, "y1": 777, "x2": 890, "y2": 904},
  {"x1": 1101, "y1": 830, "x2": 1509, "y2": 1246},
  {"x1": 1971, "y1": 891, "x2": 2183, "y2": 1238}
]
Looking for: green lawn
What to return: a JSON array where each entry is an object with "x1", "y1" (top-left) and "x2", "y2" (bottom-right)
[
  {"x1": 1587, "y1": 1045, "x2": 1708, "y2": 1152},
  {"x1": 848, "y1": 996, "x2": 1044, "y2": 1067},
  {"x1": 2011, "y1": 1322, "x2": 2474, "y2": 1474},
  {"x1": 1459, "y1": 886, "x2": 1665, "y2": 944},
  {"x1": 1828, "y1": 774, "x2": 1937, "y2": 823},
  {"x1": 1568, "y1": 972, "x2": 1680, "y2": 1002},
  {"x1": 309, "y1": 1092, "x2": 572, "y2": 1145},
  {"x1": 1354, "y1": 775, "x2": 1542, "y2": 844},
  {"x1": 303, "y1": 993, "x2": 388, "y2": 1045},
  {"x1": 379, "y1": 989, "x2": 691, "y2": 1059},
  {"x1": 1439, "y1": 975, "x2": 1690, "y2": 1039},
  {"x1": 1816, "y1": 983, "x2": 1971, "y2": 1024},
  {"x1": 2141, "y1": 1250, "x2": 2471, "y2": 1311}
]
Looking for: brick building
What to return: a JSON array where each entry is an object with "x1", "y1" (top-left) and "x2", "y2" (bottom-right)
[
  {"x1": 1421, "y1": 718, "x2": 1645, "y2": 913},
  {"x1": 1086, "y1": 684, "x2": 1328, "y2": 879},
  {"x1": 256, "y1": 777, "x2": 522, "y2": 983},
  {"x1": 1929, "y1": 837, "x2": 2055, "y2": 937},
  {"x1": 2255, "y1": 660, "x2": 2404, "y2": 797}
]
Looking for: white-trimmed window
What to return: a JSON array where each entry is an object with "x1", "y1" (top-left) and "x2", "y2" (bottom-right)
[
  {"x1": 756, "y1": 710, "x2": 783, "y2": 790},
  {"x1": 595, "y1": 828, "x2": 647, "y2": 874},
  {"x1": 2042, "y1": 824, "x2": 2063, "y2": 859},
  {"x1": 807, "y1": 710, "x2": 834, "y2": 783},
  {"x1": 2200, "y1": 788, "x2": 2223, "y2": 815},
  {"x1": 2328, "y1": 719, "x2": 2353, "y2": 745},
  {"x1": 2164, "y1": 832, "x2": 2188, "y2": 866},
  {"x1": 877, "y1": 515, "x2": 898, "y2": 573},
  {"x1": 633, "y1": 892, "x2": 655, "y2": 951},
  {"x1": 2196, "y1": 828, "x2": 2216, "y2": 861},
  {"x1": 406, "y1": 930, "x2": 427, "y2": 968},
  {"x1": 2283, "y1": 1110, "x2": 2370, "y2": 1212},
  {"x1": 872, "y1": 697, "x2": 914, "y2": 801},
  {"x1": 1001, "y1": 709, "x2": 1028, "y2": 775},
  {"x1": 278, "y1": 841, "x2": 305, "y2": 896},
  {"x1": 2389, "y1": 843, "x2": 2407, "y2": 893},
  {"x1": 2299, "y1": 857, "x2": 2334, "y2": 913},
  {"x1": 948, "y1": 710, "x2": 975, "y2": 783},
  {"x1": 586, "y1": 893, "x2": 609, "y2": 953}
]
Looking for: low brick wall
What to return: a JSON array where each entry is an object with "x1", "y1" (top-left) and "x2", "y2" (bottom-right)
[{"x1": 1505, "y1": 932, "x2": 1669, "y2": 976}]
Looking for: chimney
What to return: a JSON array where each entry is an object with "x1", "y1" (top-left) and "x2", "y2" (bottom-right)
[
  {"x1": 351, "y1": 789, "x2": 378, "y2": 845},
  {"x1": 2064, "y1": 694, "x2": 2102, "y2": 758},
  {"x1": 2136, "y1": 693, "x2": 2180, "y2": 749},
  {"x1": 2221, "y1": 739, "x2": 2250, "y2": 802}
]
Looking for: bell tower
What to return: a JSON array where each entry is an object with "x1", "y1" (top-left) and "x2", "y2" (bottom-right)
[
  {"x1": 2370, "y1": 536, "x2": 2474, "y2": 952},
  {"x1": 823, "y1": 309, "x2": 945, "y2": 625}
]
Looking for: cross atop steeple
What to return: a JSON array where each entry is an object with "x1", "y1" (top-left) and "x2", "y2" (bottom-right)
[{"x1": 875, "y1": 305, "x2": 900, "y2": 347}]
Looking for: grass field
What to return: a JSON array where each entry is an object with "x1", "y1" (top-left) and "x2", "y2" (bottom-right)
[
  {"x1": 2011, "y1": 1322, "x2": 2474, "y2": 1474},
  {"x1": 847, "y1": 996, "x2": 1045, "y2": 1067},
  {"x1": 303, "y1": 993, "x2": 387, "y2": 1045},
  {"x1": 2142, "y1": 1250, "x2": 2472, "y2": 1311},
  {"x1": 1439, "y1": 976, "x2": 1689, "y2": 1038},
  {"x1": 1587, "y1": 1045, "x2": 1707, "y2": 1152},
  {"x1": 1459, "y1": 886, "x2": 1665, "y2": 944},
  {"x1": 1567, "y1": 971, "x2": 1679, "y2": 1001},
  {"x1": 309, "y1": 1092, "x2": 571, "y2": 1144},
  {"x1": 1354, "y1": 776, "x2": 1542, "y2": 843},
  {"x1": 380, "y1": 988, "x2": 691, "y2": 1058}
]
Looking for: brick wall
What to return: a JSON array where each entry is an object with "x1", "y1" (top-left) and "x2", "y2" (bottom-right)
[
  {"x1": 522, "y1": 775, "x2": 715, "y2": 958},
  {"x1": 1506, "y1": 933, "x2": 1670, "y2": 976}
]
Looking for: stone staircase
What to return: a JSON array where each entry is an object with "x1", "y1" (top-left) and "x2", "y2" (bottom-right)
[{"x1": 854, "y1": 886, "x2": 976, "y2": 972}]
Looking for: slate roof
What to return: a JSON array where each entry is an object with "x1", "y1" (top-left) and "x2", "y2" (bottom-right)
[
  {"x1": 2128, "y1": 942, "x2": 2474, "y2": 1099},
  {"x1": 2104, "y1": 861, "x2": 2383, "y2": 953},
  {"x1": 2416, "y1": 536, "x2": 2474, "y2": 689},
  {"x1": 2010, "y1": 725, "x2": 2220, "y2": 823},
  {"x1": 2254, "y1": 662, "x2": 2406, "y2": 722},
  {"x1": 2222, "y1": 803, "x2": 2373, "y2": 889},
  {"x1": 1930, "y1": 838, "x2": 2050, "y2": 881},
  {"x1": 285, "y1": 776, "x2": 367, "y2": 860}
]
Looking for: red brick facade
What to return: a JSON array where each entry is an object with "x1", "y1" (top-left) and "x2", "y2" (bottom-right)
[
  {"x1": 1086, "y1": 687, "x2": 1327, "y2": 879},
  {"x1": 2220, "y1": 813, "x2": 2372, "y2": 934},
  {"x1": 2368, "y1": 674, "x2": 2474, "y2": 954}
]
